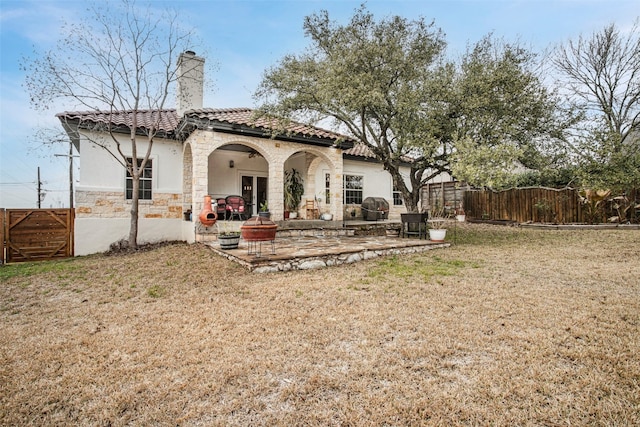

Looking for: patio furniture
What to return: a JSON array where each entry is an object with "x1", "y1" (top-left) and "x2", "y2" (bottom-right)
[
  {"x1": 241, "y1": 215, "x2": 277, "y2": 257},
  {"x1": 400, "y1": 212, "x2": 428, "y2": 239},
  {"x1": 306, "y1": 199, "x2": 319, "y2": 219},
  {"x1": 216, "y1": 198, "x2": 227, "y2": 220},
  {"x1": 361, "y1": 197, "x2": 389, "y2": 221},
  {"x1": 225, "y1": 195, "x2": 247, "y2": 221}
]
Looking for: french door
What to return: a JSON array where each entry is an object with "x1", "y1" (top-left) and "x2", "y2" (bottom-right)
[{"x1": 241, "y1": 174, "x2": 268, "y2": 216}]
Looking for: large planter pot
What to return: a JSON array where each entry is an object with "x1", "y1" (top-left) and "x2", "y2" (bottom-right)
[
  {"x1": 218, "y1": 234, "x2": 240, "y2": 250},
  {"x1": 429, "y1": 229, "x2": 447, "y2": 242},
  {"x1": 401, "y1": 212, "x2": 428, "y2": 223},
  {"x1": 241, "y1": 216, "x2": 278, "y2": 241}
]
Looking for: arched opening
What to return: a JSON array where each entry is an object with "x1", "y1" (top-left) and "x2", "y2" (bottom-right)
[
  {"x1": 283, "y1": 149, "x2": 339, "y2": 220},
  {"x1": 182, "y1": 143, "x2": 193, "y2": 219},
  {"x1": 207, "y1": 142, "x2": 269, "y2": 218}
]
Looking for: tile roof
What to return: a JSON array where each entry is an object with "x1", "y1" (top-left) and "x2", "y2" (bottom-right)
[
  {"x1": 56, "y1": 109, "x2": 179, "y2": 133},
  {"x1": 56, "y1": 107, "x2": 368, "y2": 153},
  {"x1": 343, "y1": 143, "x2": 376, "y2": 158},
  {"x1": 184, "y1": 108, "x2": 354, "y2": 143}
]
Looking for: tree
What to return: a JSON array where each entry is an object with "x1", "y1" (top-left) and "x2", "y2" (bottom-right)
[
  {"x1": 24, "y1": 0, "x2": 199, "y2": 248},
  {"x1": 552, "y1": 20, "x2": 640, "y2": 190},
  {"x1": 255, "y1": 6, "x2": 566, "y2": 211},
  {"x1": 449, "y1": 35, "x2": 570, "y2": 188}
]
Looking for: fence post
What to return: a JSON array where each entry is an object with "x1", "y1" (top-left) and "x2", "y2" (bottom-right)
[{"x1": 1, "y1": 208, "x2": 4, "y2": 265}]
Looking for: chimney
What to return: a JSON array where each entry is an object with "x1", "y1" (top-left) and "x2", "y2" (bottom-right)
[{"x1": 176, "y1": 51, "x2": 205, "y2": 117}]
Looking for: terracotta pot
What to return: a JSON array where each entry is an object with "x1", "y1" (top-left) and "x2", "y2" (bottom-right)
[
  {"x1": 241, "y1": 215, "x2": 277, "y2": 241},
  {"x1": 199, "y1": 195, "x2": 217, "y2": 227}
]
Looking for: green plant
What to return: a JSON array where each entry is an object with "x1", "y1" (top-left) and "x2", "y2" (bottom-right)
[
  {"x1": 259, "y1": 201, "x2": 269, "y2": 212},
  {"x1": 579, "y1": 189, "x2": 610, "y2": 224},
  {"x1": 147, "y1": 285, "x2": 165, "y2": 298},
  {"x1": 217, "y1": 221, "x2": 240, "y2": 236},
  {"x1": 284, "y1": 168, "x2": 304, "y2": 211}
]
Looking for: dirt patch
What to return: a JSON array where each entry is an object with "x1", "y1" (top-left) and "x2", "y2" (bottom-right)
[{"x1": 1, "y1": 225, "x2": 639, "y2": 426}]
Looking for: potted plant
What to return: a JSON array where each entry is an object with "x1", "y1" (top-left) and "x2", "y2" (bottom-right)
[
  {"x1": 217, "y1": 222, "x2": 240, "y2": 250},
  {"x1": 284, "y1": 168, "x2": 304, "y2": 219},
  {"x1": 258, "y1": 201, "x2": 271, "y2": 219},
  {"x1": 428, "y1": 205, "x2": 448, "y2": 242},
  {"x1": 456, "y1": 203, "x2": 466, "y2": 222}
]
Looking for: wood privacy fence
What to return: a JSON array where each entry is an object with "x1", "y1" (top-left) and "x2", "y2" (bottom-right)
[
  {"x1": 463, "y1": 187, "x2": 584, "y2": 223},
  {"x1": 1, "y1": 208, "x2": 74, "y2": 264},
  {"x1": 421, "y1": 181, "x2": 469, "y2": 214}
]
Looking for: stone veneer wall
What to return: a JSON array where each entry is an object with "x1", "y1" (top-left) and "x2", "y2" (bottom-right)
[{"x1": 75, "y1": 190, "x2": 183, "y2": 219}]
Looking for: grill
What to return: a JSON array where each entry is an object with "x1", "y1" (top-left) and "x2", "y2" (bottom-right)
[{"x1": 361, "y1": 197, "x2": 389, "y2": 221}]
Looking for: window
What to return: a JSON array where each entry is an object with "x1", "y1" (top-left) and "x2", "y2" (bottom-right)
[
  {"x1": 325, "y1": 173, "x2": 331, "y2": 205},
  {"x1": 343, "y1": 174, "x2": 363, "y2": 205},
  {"x1": 393, "y1": 183, "x2": 403, "y2": 206},
  {"x1": 126, "y1": 158, "x2": 153, "y2": 200}
]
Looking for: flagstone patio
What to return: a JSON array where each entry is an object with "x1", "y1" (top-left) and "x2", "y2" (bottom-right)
[{"x1": 207, "y1": 233, "x2": 449, "y2": 273}]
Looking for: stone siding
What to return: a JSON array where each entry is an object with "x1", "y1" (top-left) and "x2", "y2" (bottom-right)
[{"x1": 75, "y1": 190, "x2": 182, "y2": 219}]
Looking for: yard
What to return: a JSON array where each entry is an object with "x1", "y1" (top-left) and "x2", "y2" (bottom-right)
[{"x1": 1, "y1": 224, "x2": 638, "y2": 426}]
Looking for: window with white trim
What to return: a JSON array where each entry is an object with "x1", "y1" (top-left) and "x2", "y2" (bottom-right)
[
  {"x1": 393, "y1": 183, "x2": 403, "y2": 206},
  {"x1": 126, "y1": 157, "x2": 153, "y2": 200},
  {"x1": 325, "y1": 173, "x2": 331, "y2": 204},
  {"x1": 343, "y1": 174, "x2": 363, "y2": 205}
]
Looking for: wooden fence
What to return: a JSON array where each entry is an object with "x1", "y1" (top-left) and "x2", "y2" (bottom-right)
[
  {"x1": 463, "y1": 187, "x2": 584, "y2": 223},
  {"x1": 1, "y1": 208, "x2": 74, "y2": 264},
  {"x1": 421, "y1": 181, "x2": 469, "y2": 214}
]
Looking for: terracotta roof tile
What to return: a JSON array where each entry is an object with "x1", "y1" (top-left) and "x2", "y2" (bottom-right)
[
  {"x1": 184, "y1": 108, "x2": 354, "y2": 143},
  {"x1": 56, "y1": 109, "x2": 179, "y2": 133},
  {"x1": 56, "y1": 107, "x2": 365, "y2": 151},
  {"x1": 343, "y1": 143, "x2": 376, "y2": 158}
]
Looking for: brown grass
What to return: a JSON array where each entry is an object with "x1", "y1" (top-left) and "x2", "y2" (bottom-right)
[{"x1": 1, "y1": 224, "x2": 639, "y2": 426}]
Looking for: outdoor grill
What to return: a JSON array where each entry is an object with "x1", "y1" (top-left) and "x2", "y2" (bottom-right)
[{"x1": 361, "y1": 197, "x2": 389, "y2": 221}]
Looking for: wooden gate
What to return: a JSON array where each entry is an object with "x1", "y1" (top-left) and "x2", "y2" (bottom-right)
[{"x1": 1, "y1": 208, "x2": 74, "y2": 263}]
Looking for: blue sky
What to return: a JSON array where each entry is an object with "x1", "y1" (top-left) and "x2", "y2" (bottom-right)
[{"x1": 0, "y1": 0, "x2": 637, "y2": 208}]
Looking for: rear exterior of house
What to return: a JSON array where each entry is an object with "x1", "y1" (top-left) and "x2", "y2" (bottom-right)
[{"x1": 59, "y1": 52, "x2": 449, "y2": 256}]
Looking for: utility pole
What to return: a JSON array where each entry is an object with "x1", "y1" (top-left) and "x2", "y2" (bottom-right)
[
  {"x1": 37, "y1": 167, "x2": 43, "y2": 208},
  {"x1": 55, "y1": 140, "x2": 77, "y2": 208}
]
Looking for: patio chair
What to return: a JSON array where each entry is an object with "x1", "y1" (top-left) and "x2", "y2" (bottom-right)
[
  {"x1": 306, "y1": 199, "x2": 319, "y2": 220},
  {"x1": 216, "y1": 198, "x2": 227, "y2": 220},
  {"x1": 225, "y1": 195, "x2": 246, "y2": 220}
]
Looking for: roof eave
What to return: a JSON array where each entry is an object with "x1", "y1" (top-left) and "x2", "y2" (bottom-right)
[{"x1": 181, "y1": 117, "x2": 354, "y2": 149}]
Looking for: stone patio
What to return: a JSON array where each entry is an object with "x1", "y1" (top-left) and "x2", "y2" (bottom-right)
[{"x1": 205, "y1": 221, "x2": 450, "y2": 273}]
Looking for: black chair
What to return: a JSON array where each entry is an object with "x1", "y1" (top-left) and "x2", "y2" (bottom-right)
[{"x1": 216, "y1": 198, "x2": 227, "y2": 220}]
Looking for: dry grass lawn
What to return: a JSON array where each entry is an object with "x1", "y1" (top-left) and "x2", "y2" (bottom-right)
[{"x1": 1, "y1": 224, "x2": 639, "y2": 426}]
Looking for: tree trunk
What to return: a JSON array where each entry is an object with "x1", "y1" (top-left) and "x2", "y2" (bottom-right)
[{"x1": 128, "y1": 174, "x2": 139, "y2": 249}]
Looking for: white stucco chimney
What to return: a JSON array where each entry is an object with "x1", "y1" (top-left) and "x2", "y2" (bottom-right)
[{"x1": 176, "y1": 50, "x2": 205, "y2": 117}]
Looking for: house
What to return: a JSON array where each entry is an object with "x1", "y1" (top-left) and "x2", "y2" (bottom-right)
[{"x1": 57, "y1": 52, "x2": 448, "y2": 256}]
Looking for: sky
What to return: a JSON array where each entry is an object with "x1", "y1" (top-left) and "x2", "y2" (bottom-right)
[{"x1": 0, "y1": 0, "x2": 637, "y2": 208}]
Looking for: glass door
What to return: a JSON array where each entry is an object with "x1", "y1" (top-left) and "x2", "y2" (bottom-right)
[
  {"x1": 241, "y1": 175, "x2": 254, "y2": 217},
  {"x1": 257, "y1": 177, "x2": 268, "y2": 212},
  {"x1": 241, "y1": 175, "x2": 268, "y2": 216}
]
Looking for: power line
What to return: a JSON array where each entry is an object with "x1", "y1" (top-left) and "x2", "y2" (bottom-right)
[{"x1": 0, "y1": 182, "x2": 36, "y2": 185}]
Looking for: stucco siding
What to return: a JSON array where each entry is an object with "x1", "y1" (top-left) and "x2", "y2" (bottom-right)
[{"x1": 75, "y1": 217, "x2": 183, "y2": 256}]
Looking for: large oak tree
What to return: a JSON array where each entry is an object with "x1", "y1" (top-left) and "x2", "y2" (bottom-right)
[{"x1": 255, "y1": 6, "x2": 566, "y2": 211}]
